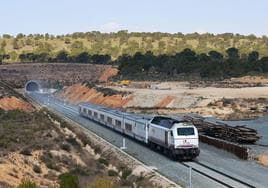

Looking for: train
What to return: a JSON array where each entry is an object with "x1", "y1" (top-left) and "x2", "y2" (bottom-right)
[{"x1": 78, "y1": 102, "x2": 200, "y2": 159}]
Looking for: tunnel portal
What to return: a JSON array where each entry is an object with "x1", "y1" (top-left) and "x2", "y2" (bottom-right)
[{"x1": 25, "y1": 81, "x2": 40, "y2": 92}]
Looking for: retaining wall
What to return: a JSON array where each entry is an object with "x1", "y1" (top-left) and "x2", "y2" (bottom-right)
[{"x1": 200, "y1": 135, "x2": 249, "y2": 160}]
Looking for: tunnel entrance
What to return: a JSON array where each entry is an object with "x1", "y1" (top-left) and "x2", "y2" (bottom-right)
[{"x1": 25, "y1": 81, "x2": 40, "y2": 92}]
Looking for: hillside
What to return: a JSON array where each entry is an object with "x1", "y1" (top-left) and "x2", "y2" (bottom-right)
[
  {"x1": 0, "y1": 31, "x2": 268, "y2": 62},
  {"x1": 0, "y1": 63, "x2": 117, "y2": 88}
]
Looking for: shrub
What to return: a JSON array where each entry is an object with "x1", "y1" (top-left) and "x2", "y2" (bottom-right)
[
  {"x1": 88, "y1": 177, "x2": 115, "y2": 188},
  {"x1": 60, "y1": 143, "x2": 71, "y2": 152},
  {"x1": 70, "y1": 166, "x2": 90, "y2": 176},
  {"x1": 122, "y1": 168, "x2": 132, "y2": 179},
  {"x1": 18, "y1": 179, "x2": 38, "y2": 188},
  {"x1": 66, "y1": 136, "x2": 79, "y2": 146},
  {"x1": 98, "y1": 158, "x2": 109, "y2": 166},
  {"x1": 20, "y1": 148, "x2": 32, "y2": 156},
  {"x1": 33, "y1": 165, "x2": 42, "y2": 174},
  {"x1": 59, "y1": 173, "x2": 79, "y2": 188},
  {"x1": 108, "y1": 169, "x2": 118, "y2": 176},
  {"x1": 93, "y1": 146, "x2": 101, "y2": 154}
]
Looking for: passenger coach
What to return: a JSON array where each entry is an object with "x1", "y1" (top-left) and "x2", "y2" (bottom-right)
[{"x1": 78, "y1": 102, "x2": 200, "y2": 159}]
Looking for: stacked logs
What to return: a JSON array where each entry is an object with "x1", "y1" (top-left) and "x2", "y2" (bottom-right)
[{"x1": 184, "y1": 115, "x2": 260, "y2": 144}]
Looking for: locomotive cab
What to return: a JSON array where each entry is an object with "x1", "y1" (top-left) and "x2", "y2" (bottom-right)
[{"x1": 171, "y1": 123, "x2": 200, "y2": 158}]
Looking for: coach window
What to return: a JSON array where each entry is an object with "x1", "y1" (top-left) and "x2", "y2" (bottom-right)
[
  {"x1": 87, "y1": 110, "x2": 92, "y2": 116},
  {"x1": 94, "y1": 112, "x2": 98, "y2": 118},
  {"x1": 107, "y1": 117, "x2": 112, "y2": 124},
  {"x1": 115, "y1": 120, "x2": 121, "y2": 127},
  {"x1": 170, "y1": 131, "x2": 173, "y2": 137},
  {"x1": 125, "y1": 123, "x2": 132, "y2": 131},
  {"x1": 100, "y1": 114, "x2": 105, "y2": 120},
  {"x1": 83, "y1": 108, "x2": 87, "y2": 113}
]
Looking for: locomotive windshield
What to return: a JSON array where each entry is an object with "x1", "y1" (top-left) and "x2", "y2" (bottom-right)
[{"x1": 177, "y1": 127, "x2": 195, "y2": 136}]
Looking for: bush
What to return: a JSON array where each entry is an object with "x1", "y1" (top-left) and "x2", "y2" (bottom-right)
[
  {"x1": 98, "y1": 158, "x2": 109, "y2": 166},
  {"x1": 18, "y1": 179, "x2": 38, "y2": 188},
  {"x1": 94, "y1": 146, "x2": 101, "y2": 154},
  {"x1": 59, "y1": 173, "x2": 79, "y2": 188},
  {"x1": 33, "y1": 165, "x2": 42, "y2": 174},
  {"x1": 88, "y1": 177, "x2": 115, "y2": 188},
  {"x1": 70, "y1": 166, "x2": 90, "y2": 176},
  {"x1": 108, "y1": 169, "x2": 118, "y2": 176},
  {"x1": 66, "y1": 136, "x2": 79, "y2": 146},
  {"x1": 60, "y1": 143, "x2": 71, "y2": 152},
  {"x1": 20, "y1": 148, "x2": 32, "y2": 156},
  {"x1": 122, "y1": 168, "x2": 132, "y2": 179}
]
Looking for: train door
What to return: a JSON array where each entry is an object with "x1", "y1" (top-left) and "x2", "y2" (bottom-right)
[{"x1": 165, "y1": 131, "x2": 169, "y2": 146}]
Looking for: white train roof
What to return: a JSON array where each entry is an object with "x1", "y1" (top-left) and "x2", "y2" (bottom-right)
[
  {"x1": 151, "y1": 116, "x2": 188, "y2": 129},
  {"x1": 79, "y1": 102, "x2": 151, "y2": 124}
]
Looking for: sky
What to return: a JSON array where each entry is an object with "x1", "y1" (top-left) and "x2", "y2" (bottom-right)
[{"x1": 0, "y1": 0, "x2": 267, "y2": 36}]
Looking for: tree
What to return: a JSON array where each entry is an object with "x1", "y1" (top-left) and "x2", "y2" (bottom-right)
[
  {"x1": 208, "y1": 50, "x2": 223, "y2": 61},
  {"x1": 56, "y1": 50, "x2": 69, "y2": 62},
  {"x1": 226, "y1": 47, "x2": 239, "y2": 60},
  {"x1": 248, "y1": 51, "x2": 259, "y2": 62},
  {"x1": 12, "y1": 39, "x2": 19, "y2": 49},
  {"x1": 64, "y1": 38, "x2": 71, "y2": 44},
  {"x1": 1, "y1": 40, "x2": 7, "y2": 49},
  {"x1": 75, "y1": 52, "x2": 90, "y2": 63}
]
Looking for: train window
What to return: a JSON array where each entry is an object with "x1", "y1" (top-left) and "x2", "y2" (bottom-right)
[
  {"x1": 83, "y1": 108, "x2": 87, "y2": 113},
  {"x1": 107, "y1": 117, "x2": 112, "y2": 124},
  {"x1": 177, "y1": 127, "x2": 194, "y2": 136},
  {"x1": 115, "y1": 120, "x2": 121, "y2": 127},
  {"x1": 79, "y1": 107, "x2": 81, "y2": 112},
  {"x1": 170, "y1": 131, "x2": 173, "y2": 137},
  {"x1": 100, "y1": 114, "x2": 105, "y2": 120},
  {"x1": 125, "y1": 123, "x2": 132, "y2": 131},
  {"x1": 87, "y1": 110, "x2": 92, "y2": 116},
  {"x1": 94, "y1": 112, "x2": 98, "y2": 118}
]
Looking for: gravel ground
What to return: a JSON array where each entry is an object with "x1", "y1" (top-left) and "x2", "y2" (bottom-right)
[{"x1": 29, "y1": 93, "x2": 268, "y2": 188}]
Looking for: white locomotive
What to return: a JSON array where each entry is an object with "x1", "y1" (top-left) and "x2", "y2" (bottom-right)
[{"x1": 78, "y1": 103, "x2": 200, "y2": 159}]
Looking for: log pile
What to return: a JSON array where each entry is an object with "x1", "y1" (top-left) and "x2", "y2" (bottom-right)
[{"x1": 184, "y1": 115, "x2": 260, "y2": 144}]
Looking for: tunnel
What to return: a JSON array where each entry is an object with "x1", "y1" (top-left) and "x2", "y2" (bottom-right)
[{"x1": 25, "y1": 80, "x2": 41, "y2": 92}]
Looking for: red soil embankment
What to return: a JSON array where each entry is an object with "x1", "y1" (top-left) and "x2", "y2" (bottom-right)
[
  {"x1": 0, "y1": 96, "x2": 34, "y2": 111},
  {"x1": 58, "y1": 84, "x2": 133, "y2": 108},
  {"x1": 156, "y1": 96, "x2": 175, "y2": 108},
  {"x1": 99, "y1": 67, "x2": 118, "y2": 82}
]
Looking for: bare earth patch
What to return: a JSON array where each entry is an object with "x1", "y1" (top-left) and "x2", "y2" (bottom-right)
[
  {"x1": 0, "y1": 96, "x2": 34, "y2": 112},
  {"x1": 258, "y1": 154, "x2": 268, "y2": 167}
]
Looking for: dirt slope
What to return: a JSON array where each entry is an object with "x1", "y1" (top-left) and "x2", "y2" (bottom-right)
[
  {"x1": 58, "y1": 84, "x2": 133, "y2": 108},
  {"x1": 57, "y1": 80, "x2": 268, "y2": 120},
  {"x1": 0, "y1": 96, "x2": 33, "y2": 111}
]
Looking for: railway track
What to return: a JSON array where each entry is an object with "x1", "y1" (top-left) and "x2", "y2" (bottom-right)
[
  {"x1": 181, "y1": 161, "x2": 255, "y2": 188},
  {"x1": 26, "y1": 92, "x2": 261, "y2": 188}
]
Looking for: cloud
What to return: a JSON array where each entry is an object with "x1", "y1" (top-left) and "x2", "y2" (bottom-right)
[{"x1": 89, "y1": 22, "x2": 126, "y2": 33}]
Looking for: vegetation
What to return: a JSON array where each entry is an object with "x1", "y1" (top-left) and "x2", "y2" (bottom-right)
[
  {"x1": 107, "y1": 169, "x2": 118, "y2": 176},
  {"x1": 117, "y1": 48, "x2": 268, "y2": 79},
  {"x1": 59, "y1": 173, "x2": 79, "y2": 188},
  {"x1": 0, "y1": 31, "x2": 268, "y2": 63},
  {"x1": 17, "y1": 179, "x2": 38, "y2": 188},
  {"x1": 88, "y1": 177, "x2": 115, "y2": 188},
  {"x1": 1, "y1": 31, "x2": 268, "y2": 80}
]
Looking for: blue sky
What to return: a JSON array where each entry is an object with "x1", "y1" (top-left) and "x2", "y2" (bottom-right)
[{"x1": 1, "y1": 0, "x2": 267, "y2": 36}]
